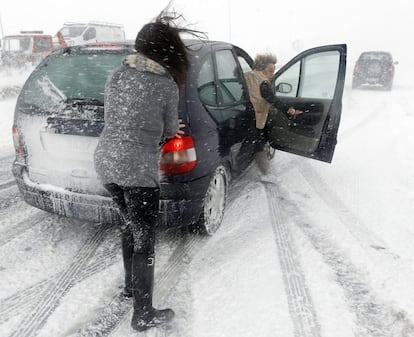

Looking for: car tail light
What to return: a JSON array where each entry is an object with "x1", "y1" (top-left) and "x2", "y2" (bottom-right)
[
  {"x1": 160, "y1": 135, "x2": 196, "y2": 174},
  {"x1": 12, "y1": 125, "x2": 26, "y2": 158}
]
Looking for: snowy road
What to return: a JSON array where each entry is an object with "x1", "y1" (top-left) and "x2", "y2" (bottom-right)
[{"x1": 1, "y1": 67, "x2": 414, "y2": 337}]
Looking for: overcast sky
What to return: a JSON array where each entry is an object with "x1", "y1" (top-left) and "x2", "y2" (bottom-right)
[{"x1": 0, "y1": 0, "x2": 411, "y2": 63}]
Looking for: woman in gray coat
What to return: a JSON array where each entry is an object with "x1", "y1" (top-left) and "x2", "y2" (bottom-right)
[{"x1": 94, "y1": 12, "x2": 191, "y2": 332}]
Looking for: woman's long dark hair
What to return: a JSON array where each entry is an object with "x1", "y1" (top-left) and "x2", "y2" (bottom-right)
[{"x1": 135, "y1": 10, "x2": 205, "y2": 86}]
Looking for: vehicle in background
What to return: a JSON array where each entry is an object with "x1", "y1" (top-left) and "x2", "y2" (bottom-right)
[
  {"x1": 1, "y1": 31, "x2": 55, "y2": 68},
  {"x1": 352, "y1": 51, "x2": 398, "y2": 90},
  {"x1": 54, "y1": 21, "x2": 125, "y2": 47},
  {"x1": 12, "y1": 41, "x2": 346, "y2": 235}
]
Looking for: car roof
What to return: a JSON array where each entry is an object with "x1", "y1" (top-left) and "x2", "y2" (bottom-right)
[
  {"x1": 56, "y1": 38, "x2": 233, "y2": 51},
  {"x1": 360, "y1": 51, "x2": 392, "y2": 56}
]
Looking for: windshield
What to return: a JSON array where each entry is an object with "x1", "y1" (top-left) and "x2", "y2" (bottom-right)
[
  {"x1": 18, "y1": 51, "x2": 128, "y2": 114},
  {"x1": 3, "y1": 37, "x2": 31, "y2": 52},
  {"x1": 360, "y1": 52, "x2": 392, "y2": 63},
  {"x1": 59, "y1": 26, "x2": 87, "y2": 38}
]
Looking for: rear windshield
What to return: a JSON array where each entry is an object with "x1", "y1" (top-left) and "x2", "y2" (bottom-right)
[
  {"x1": 360, "y1": 52, "x2": 392, "y2": 62},
  {"x1": 18, "y1": 51, "x2": 128, "y2": 114}
]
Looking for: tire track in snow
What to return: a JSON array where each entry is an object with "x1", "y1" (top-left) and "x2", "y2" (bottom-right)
[
  {"x1": 274, "y1": 181, "x2": 414, "y2": 337},
  {"x1": 0, "y1": 211, "x2": 50, "y2": 247},
  {"x1": 73, "y1": 167, "x2": 259, "y2": 337},
  {"x1": 293, "y1": 159, "x2": 396, "y2": 256},
  {"x1": 9, "y1": 222, "x2": 112, "y2": 337},
  {"x1": 0, "y1": 184, "x2": 21, "y2": 210},
  {"x1": 264, "y1": 181, "x2": 322, "y2": 337},
  {"x1": 0, "y1": 179, "x2": 16, "y2": 191},
  {"x1": 0, "y1": 249, "x2": 119, "y2": 325},
  {"x1": 75, "y1": 233, "x2": 207, "y2": 337},
  {"x1": 339, "y1": 94, "x2": 387, "y2": 140}
]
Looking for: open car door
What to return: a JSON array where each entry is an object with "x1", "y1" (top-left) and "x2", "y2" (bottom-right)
[{"x1": 266, "y1": 44, "x2": 347, "y2": 163}]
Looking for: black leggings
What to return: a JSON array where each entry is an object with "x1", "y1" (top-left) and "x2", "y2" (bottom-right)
[{"x1": 104, "y1": 183, "x2": 160, "y2": 255}]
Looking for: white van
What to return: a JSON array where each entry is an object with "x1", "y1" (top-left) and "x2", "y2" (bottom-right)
[{"x1": 55, "y1": 21, "x2": 126, "y2": 46}]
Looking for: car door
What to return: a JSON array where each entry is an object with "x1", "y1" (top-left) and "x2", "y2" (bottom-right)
[
  {"x1": 266, "y1": 44, "x2": 347, "y2": 163},
  {"x1": 198, "y1": 45, "x2": 254, "y2": 171}
]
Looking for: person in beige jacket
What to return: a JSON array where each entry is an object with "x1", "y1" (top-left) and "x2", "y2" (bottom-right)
[{"x1": 244, "y1": 53, "x2": 302, "y2": 173}]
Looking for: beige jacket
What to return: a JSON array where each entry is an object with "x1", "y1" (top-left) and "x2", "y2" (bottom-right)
[{"x1": 244, "y1": 70, "x2": 271, "y2": 129}]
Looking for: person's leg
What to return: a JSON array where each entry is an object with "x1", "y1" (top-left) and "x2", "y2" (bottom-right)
[
  {"x1": 254, "y1": 127, "x2": 270, "y2": 174},
  {"x1": 103, "y1": 183, "x2": 134, "y2": 297},
  {"x1": 124, "y1": 187, "x2": 174, "y2": 331}
]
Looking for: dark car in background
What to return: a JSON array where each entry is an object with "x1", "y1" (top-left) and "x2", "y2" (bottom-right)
[
  {"x1": 352, "y1": 51, "x2": 398, "y2": 90},
  {"x1": 12, "y1": 40, "x2": 346, "y2": 234}
]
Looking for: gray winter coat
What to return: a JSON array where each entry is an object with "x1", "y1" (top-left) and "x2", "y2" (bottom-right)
[{"x1": 94, "y1": 53, "x2": 179, "y2": 187}]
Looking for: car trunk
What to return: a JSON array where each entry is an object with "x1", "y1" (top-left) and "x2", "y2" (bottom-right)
[
  {"x1": 19, "y1": 110, "x2": 106, "y2": 195},
  {"x1": 14, "y1": 48, "x2": 130, "y2": 195}
]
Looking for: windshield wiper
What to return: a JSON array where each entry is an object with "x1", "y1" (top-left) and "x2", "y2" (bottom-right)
[{"x1": 63, "y1": 98, "x2": 104, "y2": 106}]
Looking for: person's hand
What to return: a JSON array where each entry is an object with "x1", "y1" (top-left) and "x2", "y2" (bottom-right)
[
  {"x1": 287, "y1": 107, "x2": 304, "y2": 116},
  {"x1": 175, "y1": 119, "x2": 185, "y2": 138}
]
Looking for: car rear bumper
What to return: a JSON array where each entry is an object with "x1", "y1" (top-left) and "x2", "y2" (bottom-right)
[
  {"x1": 12, "y1": 163, "x2": 209, "y2": 228},
  {"x1": 352, "y1": 73, "x2": 394, "y2": 85}
]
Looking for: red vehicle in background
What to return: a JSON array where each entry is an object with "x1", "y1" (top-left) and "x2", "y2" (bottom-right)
[{"x1": 1, "y1": 31, "x2": 56, "y2": 68}]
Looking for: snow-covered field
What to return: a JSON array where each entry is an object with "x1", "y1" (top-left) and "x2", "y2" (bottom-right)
[{"x1": 0, "y1": 58, "x2": 414, "y2": 337}]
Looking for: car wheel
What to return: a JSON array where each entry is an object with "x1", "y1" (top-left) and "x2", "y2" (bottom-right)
[{"x1": 197, "y1": 164, "x2": 229, "y2": 235}]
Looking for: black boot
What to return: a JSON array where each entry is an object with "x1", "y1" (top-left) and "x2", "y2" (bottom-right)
[
  {"x1": 121, "y1": 230, "x2": 134, "y2": 298},
  {"x1": 130, "y1": 253, "x2": 174, "y2": 332}
]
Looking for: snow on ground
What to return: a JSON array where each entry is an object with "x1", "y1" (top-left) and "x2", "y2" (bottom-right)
[
  {"x1": 0, "y1": 67, "x2": 33, "y2": 155},
  {"x1": 0, "y1": 57, "x2": 414, "y2": 337}
]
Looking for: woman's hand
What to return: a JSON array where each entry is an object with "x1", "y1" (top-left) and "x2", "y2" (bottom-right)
[
  {"x1": 287, "y1": 107, "x2": 304, "y2": 116},
  {"x1": 175, "y1": 119, "x2": 185, "y2": 138}
]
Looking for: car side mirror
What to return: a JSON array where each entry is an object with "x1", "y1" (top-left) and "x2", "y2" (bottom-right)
[
  {"x1": 394, "y1": 61, "x2": 399, "y2": 65},
  {"x1": 275, "y1": 82, "x2": 293, "y2": 94}
]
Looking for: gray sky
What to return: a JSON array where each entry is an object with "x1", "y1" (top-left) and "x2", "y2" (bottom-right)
[{"x1": 0, "y1": 0, "x2": 411, "y2": 63}]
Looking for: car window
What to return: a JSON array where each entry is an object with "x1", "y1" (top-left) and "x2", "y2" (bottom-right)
[
  {"x1": 83, "y1": 28, "x2": 96, "y2": 41},
  {"x1": 4, "y1": 37, "x2": 31, "y2": 52},
  {"x1": 60, "y1": 26, "x2": 87, "y2": 38},
  {"x1": 34, "y1": 37, "x2": 52, "y2": 52},
  {"x1": 300, "y1": 51, "x2": 340, "y2": 99},
  {"x1": 237, "y1": 56, "x2": 252, "y2": 73},
  {"x1": 215, "y1": 49, "x2": 244, "y2": 105},
  {"x1": 19, "y1": 52, "x2": 126, "y2": 113},
  {"x1": 197, "y1": 53, "x2": 217, "y2": 106},
  {"x1": 275, "y1": 61, "x2": 300, "y2": 98},
  {"x1": 276, "y1": 50, "x2": 340, "y2": 99}
]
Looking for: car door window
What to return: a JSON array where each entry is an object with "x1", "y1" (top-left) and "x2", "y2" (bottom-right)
[
  {"x1": 275, "y1": 51, "x2": 340, "y2": 99},
  {"x1": 215, "y1": 50, "x2": 244, "y2": 105},
  {"x1": 237, "y1": 56, "x2": 252, "y2": 73},
  {"x1": 275, "y1": 61, "x2": 300, "y2": 98},
  {"x1": 34, "y1": 37, "x2": 52, "y2": 53},
  {"x1": 300, "y1": 51, "x2": 340, "y2": 99},
  {"x1": 83, "y1": 28, "x2": 96, "y2": 41},
  {"x1": 197, "y1": 53, "x2": 217, "y2": 106}
]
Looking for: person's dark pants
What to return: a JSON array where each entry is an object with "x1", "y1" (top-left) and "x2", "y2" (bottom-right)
[
  {"x1": 254, "y1": 127, "x2": 267, "y2": 152},
  {"x1": 103, "y1": 183, "x2": 160, "y2": 295},
  {"x1": 104, "y1": 183, "x2": 159, "y2": 254},
  {"x1": 104, "y1": 183, "x2": 173, "y2": 329}
]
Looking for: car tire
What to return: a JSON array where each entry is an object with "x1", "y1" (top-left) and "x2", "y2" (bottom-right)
[{"x1": 197, "y1": 164, "x2": 229, "y2": 235}]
